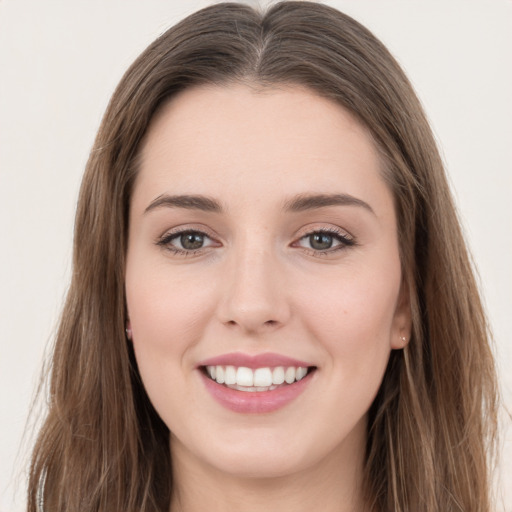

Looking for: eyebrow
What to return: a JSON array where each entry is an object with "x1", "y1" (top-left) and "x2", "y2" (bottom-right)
[
  {"x1": 283, "y1": 193, "x2": 375, "y2": 215},
  {"x1": 144, "y1": 192, "x2": 374, "y2": 215},
  {"x1": 144, "y1": 194, "x2": 223, "y2": 214}
]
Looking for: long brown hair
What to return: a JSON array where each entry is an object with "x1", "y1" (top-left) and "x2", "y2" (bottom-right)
[{"x1": 27, "y1": 2, "x2": 498, "y2": 511}]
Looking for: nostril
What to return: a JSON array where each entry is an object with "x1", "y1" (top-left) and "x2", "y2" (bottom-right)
[{"x1": 223, "y1": 318, "x2": 281, "y2": 330}]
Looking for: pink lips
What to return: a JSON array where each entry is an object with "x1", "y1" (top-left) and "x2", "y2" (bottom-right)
[
  {"x1": 197, "y1": 352, "x2": 315, "y2": 414},
  {"x1": 198, "y1": 352, "x2": 312, "y2": 369}
]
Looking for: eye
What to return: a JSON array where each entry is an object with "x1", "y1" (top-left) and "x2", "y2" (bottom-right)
[
  {"x1": 157, "y1": 229, "x2": 217, "y2": 255},
  {"x1": 177, "y1": 232, "x2": 207, "y2": 250},
  {"x1": 295, "y1": 228, "x2": 355, "y2": 254}
]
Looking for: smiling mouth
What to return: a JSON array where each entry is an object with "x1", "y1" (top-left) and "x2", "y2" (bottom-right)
[{"x1": 202, "y1": 365, "x2": 317, "y2": 392}]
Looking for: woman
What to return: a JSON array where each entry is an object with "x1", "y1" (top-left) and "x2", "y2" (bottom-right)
[{"x1": 27, "y1": 2, "x2": 498, "y2": 511}]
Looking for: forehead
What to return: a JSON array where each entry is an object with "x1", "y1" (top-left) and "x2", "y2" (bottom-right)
[{"x1": 134, "y1": 84, "x2": 393, "y2": 219}]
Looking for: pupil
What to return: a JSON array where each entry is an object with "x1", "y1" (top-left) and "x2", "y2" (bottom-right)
[
  {"x1": 310, "y1": 233, "x2": 333, "y2": 250},
  {"x1": 181, "y1": 233, "x2": 204, "y2": 250}
]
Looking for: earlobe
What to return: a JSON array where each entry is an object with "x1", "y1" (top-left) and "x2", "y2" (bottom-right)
[
  {"x1": 390, "y1": 280, "x2": 412, "y2": 350},
  {"x1": 125, "y1": 320, "x2": 133, "y2": 341},
  {"x1": 393, "y1": 334, "x2": 409, "y2": 350}
]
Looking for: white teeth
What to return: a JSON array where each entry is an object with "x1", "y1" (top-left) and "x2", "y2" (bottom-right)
[
  {"x1": 296, "y1": 367, "x2": 307, "y2": 381},
  {"x1": 284, "y1": 367, "x2": 296, "y2": 384},
  {"x1": 253, "y1": 368, "x2": 273, "y2": 387},
  {"x1": 272, "y1": 366, "x2": 285, "y2": 385},
  {"x1": 215, "y1": 366, "x2": 225, "y2": 384},
  {"x1": 206, "y1": 365, "x2": 311, "y2": 388},
  {"x1": 236, "y1": 367, "x2": 254, "y2": 387},
  {"x1": 224, "y1": 365, "x2": 236, "y2": 385}
]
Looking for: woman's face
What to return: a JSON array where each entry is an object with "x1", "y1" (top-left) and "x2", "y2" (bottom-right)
[{"x1": 125, "y1": 84, "x2": 410, "y2": 480}]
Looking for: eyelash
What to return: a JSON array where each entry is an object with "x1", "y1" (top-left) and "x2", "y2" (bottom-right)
[
  {"x1": 294, "y1": 227, "x2": 356, "y2": 256},
  {"x1": 156, "y1": 227, "x2": 356, "y2": 258}
]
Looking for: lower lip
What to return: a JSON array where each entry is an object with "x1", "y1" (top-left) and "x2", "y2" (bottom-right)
[{"x1": 200, "y1": 370, "x2": 314, "y2": 414}]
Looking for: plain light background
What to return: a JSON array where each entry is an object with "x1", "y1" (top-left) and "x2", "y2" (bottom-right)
[{"x1": 1, "y1": 1, "x2": 511, "y2": 511}]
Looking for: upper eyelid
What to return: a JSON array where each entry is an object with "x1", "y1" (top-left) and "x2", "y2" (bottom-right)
[
  {"x1": 294, "y1": 224, "x2": 353, "y2": 240},
  {"x1": 159, "y1": 225, "x2": 351, "y2": 239},
  {"x1": 300, "y1": 229, "x2": 350, "y2": 241},
  {"x1": 159, "y1": 224, "x2": 218, "y2": 240}
]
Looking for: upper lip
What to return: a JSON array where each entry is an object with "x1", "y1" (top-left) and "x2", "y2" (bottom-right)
[{"x1": 197, "y1": 352, "x2": 314, "y2": 369}]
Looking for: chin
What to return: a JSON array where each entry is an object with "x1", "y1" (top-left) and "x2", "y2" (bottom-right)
[
  {"x1": 206, "y1": 446, "x2": 310, "y2": 480},
  {"x1": 181, "y1": 424, "x2": 347, "y2": 481}
]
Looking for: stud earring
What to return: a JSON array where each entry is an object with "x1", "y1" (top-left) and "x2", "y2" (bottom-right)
[
  {"x1": 125, "y1": 326, "x2": 132, "y2": 340},
  {"x1": 400, "y1": 335, "x2": 407, "y2": 344}
]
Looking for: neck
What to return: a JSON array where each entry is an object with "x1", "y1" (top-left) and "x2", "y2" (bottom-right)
[{"x1": 169, "y1": 426, "x2": 368, "y2": 512}]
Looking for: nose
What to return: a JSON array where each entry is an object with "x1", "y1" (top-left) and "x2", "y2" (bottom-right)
[{"x1": 216, "y1": 243, "x2": 291, "y2": 335}]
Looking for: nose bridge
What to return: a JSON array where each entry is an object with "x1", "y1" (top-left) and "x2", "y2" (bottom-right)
[{"x1": 218, "y1": 231, "x2": 289, "y2": 333}]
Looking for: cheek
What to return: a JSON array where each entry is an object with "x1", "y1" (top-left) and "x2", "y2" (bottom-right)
[
  {"x1": 296, "y1": 260, "x2": 401, "y2": 364},
  {"x1": 125, "y1": 263, "x2": 217, "y2": 396},
  {"x1": 125, "y1": 266, "x2": 220, "y2": 429},
  {"x1": 126, "y1": 264, "x2": 215, "y2": 348},
  {"x1": 323, "y1": 281, "x2": 395, "y2": 339}
]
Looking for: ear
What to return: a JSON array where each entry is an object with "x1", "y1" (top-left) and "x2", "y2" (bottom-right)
[
  {"x1": 125, "y1": 320, "x2": 133, "y2": 341},
  {"x1": 390, "y1": 279, "x2": 412, "y2": 350}
]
